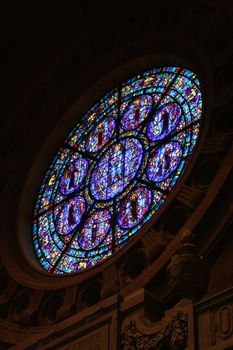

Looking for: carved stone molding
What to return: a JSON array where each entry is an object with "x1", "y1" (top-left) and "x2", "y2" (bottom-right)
[
  {"x1": 195, "y1": 287, "x2": 233, "y2": 349},
  {"x1": 142, "y1": 228, "x2": 167, "y2": 261},
  {"x1": 101, "y1": 264, "x2": 119, "y2": 299},
  {"x1": 177, "y1": 184, "x2": 206, "y2": 209},
  {"x1": 210, "y1": 305, "x2": 233, "y2": 346},
  {"x1": 2, "y1": 1, "x2": 233, "y2": 347},
  {"x1": 56, "y1": 285, "x2": 77, "y2": 321},
  {"x1": 8, "y1": 290, "x2": 32, "y2": 324},
  {"x1": 10, "y1": 295, "x2": 119, "y2": 350},
  {"x1": 121, "y1": 311, "x2": 188, "y2": 350},
  {"x1": 38, "y1": 291, "x2": 64, "y2": 325},
  {"x1": 167, "y1": 231, "x2": 210, "y2": 300},
  {"x1": 19, "y1": 290, "x2": 44, "y2": 326}
]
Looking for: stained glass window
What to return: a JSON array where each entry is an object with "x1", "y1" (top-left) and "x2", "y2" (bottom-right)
[{"x1": 33, "y1": 67, "x2": 202, "y2": 274}]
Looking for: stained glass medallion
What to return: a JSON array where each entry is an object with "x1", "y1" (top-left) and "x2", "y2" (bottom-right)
[{"x1": 33, "y1": 67, "x2": 203, "y2": 274}]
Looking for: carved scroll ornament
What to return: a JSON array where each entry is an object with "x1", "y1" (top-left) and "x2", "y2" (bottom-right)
[{"x1": 121, "y1": 311, "x2": 188, "y2": 350}]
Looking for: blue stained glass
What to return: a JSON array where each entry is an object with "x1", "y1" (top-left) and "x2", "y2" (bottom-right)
[
  {"x1": 90, "y1": 138, "x2": 143, "y2": 201},
  {"x1": 33, "y1": 66, "x2": 203, "y2": 274},
  {"x1": 86, "y1": 117, "x2": 116, "y2": 153},
  {"x1": 59, "y1": 158, "x2": 88, "y2": 195},
  {"x1": 121, "y1": 95, "x2": 153, "y2": 130},
  {"x1": 147, "y1": 103, "x2": 181, "y2": 141},
  {"x1": 118, "y1": 187, "x2": 152, "y2": 229},
  {"x1": 56, "y1": 197, "x2": 86, "y2": 235},
  {"x1": 78, "y1": 210, "x2": 111, "y2": 250},
  {"x1": 147, "y1": 142, "x2": 183, "y2": 182}
]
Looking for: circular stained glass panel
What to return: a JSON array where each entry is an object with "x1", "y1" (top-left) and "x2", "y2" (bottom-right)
[{"x1": 33, "y1": 66, "x2": 203, "y2": 274}]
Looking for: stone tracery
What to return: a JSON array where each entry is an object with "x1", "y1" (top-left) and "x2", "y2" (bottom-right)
[{"x1": 33, "y1": 67, "x2": 202, "y2": 274}]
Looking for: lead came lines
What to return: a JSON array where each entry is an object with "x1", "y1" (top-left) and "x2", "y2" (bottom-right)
[{"x1": 33, "y1": 67, "x2": 203, "y2": 274}]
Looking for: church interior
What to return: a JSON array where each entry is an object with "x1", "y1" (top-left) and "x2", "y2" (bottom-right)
[{"x1": 0, "y1": 1, "x2": 233, "y2": 349}]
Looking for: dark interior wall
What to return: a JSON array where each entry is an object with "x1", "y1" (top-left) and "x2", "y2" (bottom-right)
[{"x1": 2, "y1": 0, "x2": 232, "y2": 120}]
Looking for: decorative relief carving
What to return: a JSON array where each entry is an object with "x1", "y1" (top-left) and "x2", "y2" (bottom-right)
[
  {"x1": 19, "y1": 290, "x2": 44, "y2": 325},
  {"x1": 63, "y1": 328, "x2": 108, "y2": 350},
  {"x1": 121, "y1": 311, "x2": 188, "y2": 350},
  {"x1": 210, "y1": 304, "x2": 233, "y2": 346},
  {"x1": 8, "y1": 290, "x2": 31, "y2": 323},
  {"x1": 101, "y1": 264, "x2": 119, "y2": 299},
  {"x1": 142, "y1": 228, "x2": 167, "y2": 261},
  {"x1": 39, "y1": 324, "x2": 110, "y2": 350},
  {"x1": 38, "y1": 291, "x2": 64, "y2": 325},
  {"x1": 1, "y1": 2, "x2": 232, "y2": 349},
  {"x1": 167, "y1": 231, "x2": 210, "y2": 300},
  {"x1": 56, "y1": 285, "x2": 77, "y2": 321},
  {"x1": 177, "y1": 184, "x2": 206, "y2": 209}
]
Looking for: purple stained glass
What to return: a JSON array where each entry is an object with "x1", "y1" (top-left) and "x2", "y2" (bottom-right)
[
  {"x1": 86, "y1": 117, "x2": 116, "y2": 153},
  {"x1": 33, "y1": 67, "x2": 203, "y2": 275},
  {"x1": 90, "y1": 138, "x2": 143, "y2": 201},
  {"x1": 56, "y1": 196, "x2": 86, "y2": 235},
  {"x1": 147, "y1": 103, "x2": 181, "y2": 141},
  {"x1": 78, "y1": 210, "x2": 111, "y2": 250},
  {"x1": 118, "y1": 187, "x2": 152, "y2": 228},
  {"x1": 121, "y1": 95, "x2": 153, "y2": 130},
  {"x1": 35, "y1": 213, "x2": 61, "y2": 265},
  {"x1": 59, "y1": 158, "x2": 88, "y2": 195},
  {"x1": 147, "y1": 142, "x2": 182, "y2": 182}
]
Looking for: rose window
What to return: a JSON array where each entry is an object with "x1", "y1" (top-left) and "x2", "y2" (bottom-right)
[{"x1": 33, "y1": 67, "x2": 202, "y2": 274}]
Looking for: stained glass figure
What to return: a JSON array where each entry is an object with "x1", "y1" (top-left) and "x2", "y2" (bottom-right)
[
  {"x1": 147, "y1": 103, "x2": 181, "y2": 141},
  {"x1": 118, "y1": 187, "x2": 152, "y2": 229},
  {"x1": 86, "y1": 117, "x2": 116, "y2": 153},
  {"x1": 79, "y1": 210, "x2": 111, "y2": 250},
  {"x1": 33, "y1": 67, "x2": 203, "y2": 274},
  {"x1": 121, "y1": 95, "x2": 153, "y2": 130},
  {"x1": 147, "y1": 142, "x2": 183, "y2": 182},
  {"x1": 56, "y1": 196, "x2": 86, "y2": 235},
  {"x1": 59, "y1": 158, "x2": 88, "y2": 195},
  {"x1": 90, "y1": 138, "x2": 143, "y2": 201}
]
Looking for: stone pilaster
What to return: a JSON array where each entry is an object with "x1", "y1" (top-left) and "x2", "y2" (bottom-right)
[
  {"x1": 101, "y1": 264, "x2": 119, "y2": 299},
  {"x1": 56, "y1": 285, "x2": 77, "y2": 321},
  {"x1": 19, "y1": 290, "x2": 44, "y2": 326}
]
